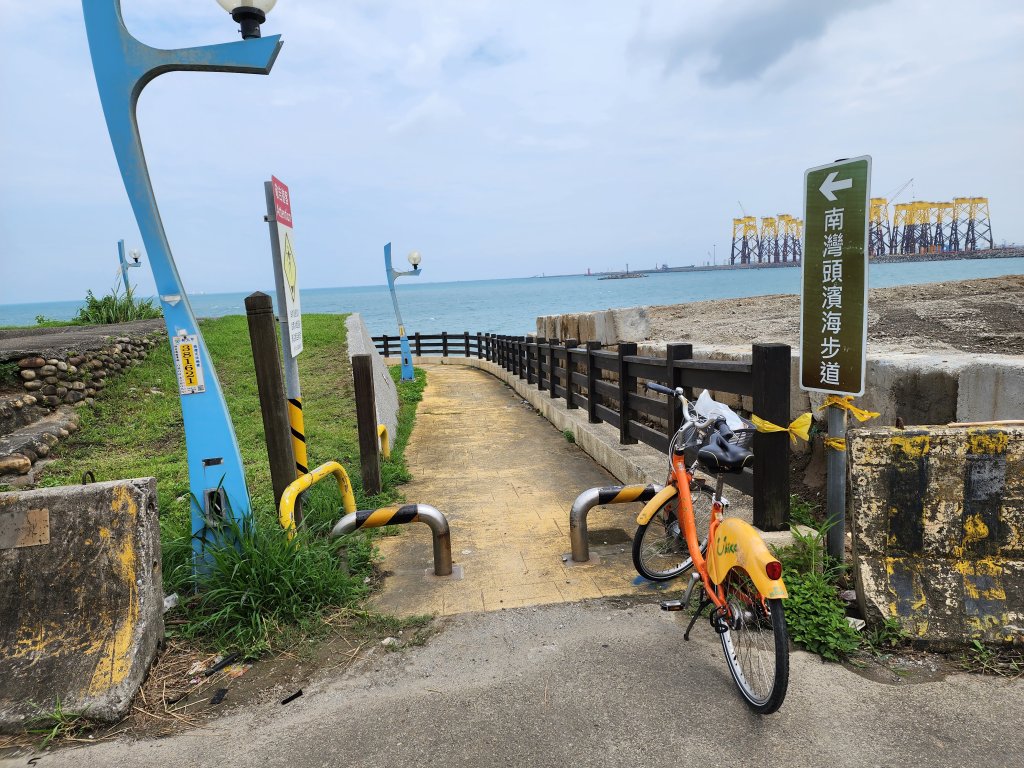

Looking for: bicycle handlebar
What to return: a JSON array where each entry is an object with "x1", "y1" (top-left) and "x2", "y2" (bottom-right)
[{"x1": 644, "y1": 382, "x2": 678, "y2": 396}]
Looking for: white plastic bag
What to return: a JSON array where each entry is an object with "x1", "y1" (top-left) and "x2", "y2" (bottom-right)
[{"x1": 695, "y1": 389, "x2": 745, "y2": 431}]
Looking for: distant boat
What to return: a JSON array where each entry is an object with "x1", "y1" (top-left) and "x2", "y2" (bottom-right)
[{"x1": 598, "y1": 263, "x2": 647, "y2": 281}]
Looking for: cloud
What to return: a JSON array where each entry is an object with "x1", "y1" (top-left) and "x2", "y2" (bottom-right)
[
  {"x1": 387, "y1": 92, "x2": 465, "y2": 134},
  {"x1": 644, "y1": 0, "x2": 890, "y2": 86}
]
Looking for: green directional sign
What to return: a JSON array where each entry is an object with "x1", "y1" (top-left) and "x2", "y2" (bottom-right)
[{"x1": 800, "y1": 156, "x2": 871, "y2": 396}]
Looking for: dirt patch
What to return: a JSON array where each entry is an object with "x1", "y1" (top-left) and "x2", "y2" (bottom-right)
[{"x1": 646, "y1": 274, "x2": 1024, "y2": 356}]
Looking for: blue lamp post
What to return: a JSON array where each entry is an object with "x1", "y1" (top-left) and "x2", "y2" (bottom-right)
[
  {"x1": 384, "y1": 243, "x2": 422, "y2": 381},
  {"x1": 116, "y1": 239, "x2": 142, "y2": 296},
  {"x1": 82, "y1": 0, "x2": 282, "y2": 563}
]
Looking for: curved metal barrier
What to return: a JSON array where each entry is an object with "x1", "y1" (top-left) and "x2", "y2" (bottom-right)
[
  {"x1": 330, "y1": 503, "x2": 453, "y2": 576},
  {"x1": 279, "y1": 461, "x2": 357, "y2": 537},
  {"x1": 569, "y1": 484, "x2": 664, "y2": 563},
  {"x1": 377, "y1": 424, "x2": 391, "y2": 460}
]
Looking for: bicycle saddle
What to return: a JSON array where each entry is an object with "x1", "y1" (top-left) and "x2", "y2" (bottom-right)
[{"x1": 697, "y1": 431, "x2": 753, "y2": 474}]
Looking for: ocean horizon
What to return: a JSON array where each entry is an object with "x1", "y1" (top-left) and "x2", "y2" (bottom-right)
[{"x1": 2, "y1": 257, "x2": 1022, "y2": 337}]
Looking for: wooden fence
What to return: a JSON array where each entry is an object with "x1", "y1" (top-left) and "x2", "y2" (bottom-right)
[{"x1": 372, "y1": 332, "x2": 791, "y2": 530}]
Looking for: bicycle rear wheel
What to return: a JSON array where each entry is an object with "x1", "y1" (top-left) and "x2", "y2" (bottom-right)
[
  {"x1": 718, "y1": 568, "x2": 789, "y2": 714},
  {"x1": 632, "y1": 483, "x2": 713, "y2": 581}
]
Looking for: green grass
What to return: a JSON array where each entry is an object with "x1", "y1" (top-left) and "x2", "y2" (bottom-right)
[{"x1": 37, "y1": 313, "x2": 426, "y2": 654}]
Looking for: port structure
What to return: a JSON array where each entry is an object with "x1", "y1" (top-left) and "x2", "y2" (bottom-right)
[
  {"x1": 885, "y1": 197, "x2": 993, "y2": 255},
  {"x1": 733, "y1": 196, "x2": 992, "y2": 264},
  {"x1": 731, "y1": 214, "x2": 803, "y2": 265}
]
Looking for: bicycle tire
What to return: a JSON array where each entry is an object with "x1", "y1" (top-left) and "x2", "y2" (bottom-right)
[
  {"x1": 718, "y1": 568, "x2": 789, "y2": 714},
  {"x1": 632, "y1": 483, "x2": 713, "y2": 581}
]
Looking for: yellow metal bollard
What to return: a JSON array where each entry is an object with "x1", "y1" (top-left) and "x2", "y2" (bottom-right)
[
  {"x1": 279, "y1": 461, "x2": 357, "y2": 538},
  {"x1": 377, "y1": 424, "x2": 391, "y2": 460},
  {"x1": 288, "y1": 397, "x2": 309, "y2": 476}
]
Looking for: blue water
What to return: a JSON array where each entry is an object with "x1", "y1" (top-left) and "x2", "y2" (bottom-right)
[{"x1": 2, "y1": 258, "x2": 1022, "y2": 336}]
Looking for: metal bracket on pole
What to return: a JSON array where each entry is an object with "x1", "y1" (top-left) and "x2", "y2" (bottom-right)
[
  {"x1": 569, "y1": 484, "x2": 664, "y2": 563},
  {"x1": 82, "y1": 0, "x2": 283, "y2": 564}
]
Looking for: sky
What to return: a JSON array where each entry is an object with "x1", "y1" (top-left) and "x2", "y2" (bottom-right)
[{"x1": 0, "y1": 0, "x2": 1021, "y2": 304}]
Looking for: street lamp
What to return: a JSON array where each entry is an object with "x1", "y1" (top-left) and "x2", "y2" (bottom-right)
[
  {"x1": 216, "y1": 0, "x2": 277, "y2": 39},
  {"x1": 117, "y1": 239, "x2": 142, "y2": 296},
  {"x1": 83, "y1": 0, "x2": 283, "y2": 566},
  {"x1": 384, "y1": 243, "x2": 422, "y2": 381}
]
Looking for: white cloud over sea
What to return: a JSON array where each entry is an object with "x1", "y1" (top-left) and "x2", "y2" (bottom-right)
[{"x1": 0, "y1": 0, "x2": 1021, "y2": 302}]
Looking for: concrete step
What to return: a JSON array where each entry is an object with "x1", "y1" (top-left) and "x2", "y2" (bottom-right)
[
  {"x1": 0, "y1": 393, "x2": 47, "y2": 438},
  {"x1": 0, "y1": 407, "x2": 80, "y2": 476}
]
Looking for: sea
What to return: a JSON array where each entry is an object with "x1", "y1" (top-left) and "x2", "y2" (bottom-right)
[{"x1": 2, "y1": 258, "x2": 1022, "y2": 337}]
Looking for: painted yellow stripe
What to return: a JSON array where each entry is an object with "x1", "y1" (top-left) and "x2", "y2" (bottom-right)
[
  {"x1": 288, "y1": 397, "x2": 308, "y2": 477},
  {"x1": 611, "y1": 486, "x2": 644, "y2": 503},
  {"x1": 362, "y1": 507, "x2": 400, "y2": 528}
]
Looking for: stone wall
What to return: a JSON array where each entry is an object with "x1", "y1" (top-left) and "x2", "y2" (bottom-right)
[
  {"x1": 6, "y1": 331, "x2": 164, "y2": 409},
  {"x1": 345, "y1": 314, "x2": 399, "y2": 444}
]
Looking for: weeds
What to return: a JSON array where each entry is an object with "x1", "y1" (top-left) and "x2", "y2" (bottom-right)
[
  {"x1": 956, "y1": 640, "x2": 1024, "y2": 678},
  {"x1": 0, "y1": 360, "x2": 19, "y2": 388},
  {"x1": 562, "y1": 429, "x2": 575, "y2": 444},
  {"x1": 34, "y1": 285, "x2": 162, "y2": 326},
  {"x1": 27, "y1": 699, "x2": 90, "y2": 749},
  {"x1": 863, "y1": 617, "x2": 907, "y2": 654}
]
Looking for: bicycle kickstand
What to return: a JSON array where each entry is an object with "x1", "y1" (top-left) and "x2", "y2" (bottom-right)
[{"x1": 683, "y1": 594, "x2": 714, "y2": 641}]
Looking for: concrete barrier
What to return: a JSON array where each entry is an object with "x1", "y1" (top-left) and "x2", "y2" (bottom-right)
[
  {"x1": 849, "y1": 425, "x2": 1024, "y2": 648},
  {"x1": 0, "y1": 478, "x2": 163, "y2": 729},
  {"x1": 346, "y1": 313, "x2": 399, "y2": 445}
]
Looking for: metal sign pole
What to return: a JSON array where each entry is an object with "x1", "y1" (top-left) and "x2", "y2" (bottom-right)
[
  {"x1": 264, "y1": 179, "x2": 308, "y2": 522},
  {"x1": 799, "y1": 155, "x2": 872, "y2": 564}
]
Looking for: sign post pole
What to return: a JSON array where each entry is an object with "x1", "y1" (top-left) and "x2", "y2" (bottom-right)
[
  {"x1": 265, "y1": 177, "x2": 307, "y2": 524},
  {"x1": 799, "y1": 155, "x2": 872, "y2": 564}
]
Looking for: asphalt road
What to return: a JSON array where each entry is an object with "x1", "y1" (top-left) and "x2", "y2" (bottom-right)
[{"x1": 14, "y1": 600, "x2": 1023, "y2": 768}]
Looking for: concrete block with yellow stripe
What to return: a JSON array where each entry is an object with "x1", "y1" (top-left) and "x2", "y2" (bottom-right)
[
  {"x1": 849, "y1": 425, "x2": 1024, "y2": 648},
  {"x1": 0, "y1": 479, "x2": 163, "y2": 729}
]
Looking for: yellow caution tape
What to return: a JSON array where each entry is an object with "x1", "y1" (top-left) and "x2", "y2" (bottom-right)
[
  {"x1": 823, "y1": 437, "x2": 847, "y2": 452},
  {"x1": 750, "y1": 412, "x2": 812, "y2": 444},
  {"x1": 817, "y1": 395, "x2": 880, "y2": 422}
]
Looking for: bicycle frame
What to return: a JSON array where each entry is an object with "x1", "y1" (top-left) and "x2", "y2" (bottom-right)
[{"x1": 636, "y1": 392, "x2": 787, "y2": 611}]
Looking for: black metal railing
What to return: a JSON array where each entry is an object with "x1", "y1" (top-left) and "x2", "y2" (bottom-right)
[{"x1": 372, "y1": 332, "x2": 791, "y2": 530}]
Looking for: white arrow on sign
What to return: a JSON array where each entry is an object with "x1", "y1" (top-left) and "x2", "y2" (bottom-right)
[{"x1": 819, "y1": 171, "x2": 853, "y2": 201}]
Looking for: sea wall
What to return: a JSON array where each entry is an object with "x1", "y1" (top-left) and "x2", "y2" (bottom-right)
[
  {"x1": 536, "y1": 306, "x2": 1024, "y2": 427},
  {"x1": 345, "y1": 313, "x2": 399, "y2": 445}
]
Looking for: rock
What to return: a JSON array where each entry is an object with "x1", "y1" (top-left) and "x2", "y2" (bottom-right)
[
  {"x1": 68, "y1": 356, "x2": 84, "y2": 367},
  {"x1": 17, "y1": 357, "x2": 45, "y2": 369},
  {"x1": 67, "y1": 365, "x2": 77, "y2": 375},
  {"x1": 19, "y1": 369, "x2": 36, "y2": 381},
  {"x1": 55, "y1": 387, "x2": 67, "y2": 397},
  {"x1": 65, "y1": 391, "x2": 84, "y2": 404},
  {"x1": 39, "y1": 365, "x2": 57, "y2": 377},
  {"x1": 23, "y1": 381, "x2": 43, "y2": 391},
  {"x1": 22, "y1": 395, "x2": 35, "y2": 407},
  {"x1": 56, "y1": 362, "x2": 68, "y2": 372},
  {"x1": 0, "y1": 454, "x2": 32, "y2": 474},
  {"x1": 40, "y1": 396, "x2": 60, "y2": 407},
  {"x1": 84, "y1": 398, "x2": 95, "y2": 406},
  {"x1": 43, "y1": 376, "x2": 59, "y2": 385},
  {"x1": 71, "y1": 381, "x2": 86, "y2": 391},
  {"x1": 40, "y1": 385, "x2": 57, "y2": 396}
]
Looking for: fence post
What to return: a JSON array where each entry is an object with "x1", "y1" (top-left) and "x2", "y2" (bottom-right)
[
  {"x1": 464, "y1": 331, "x2": 470, "y2": 357},
  {"x1": 512, "y1": 337, "x2": 520, "y2": 377},
  {"x1": 751, "y1": 343, "x2": 791, "y2": 531},
  {"x1": 244, "y1": 292, "x2": 296, "y2": 512},
  {"x1": 536, "y1": 338, "x2": 548, "y2": 390},
  {"x1": 565, "y1": 339, "x2": 579, "y2": 408},
  {"x1": 442, "y1": 331, "x2": 449, "y2": 358},
  {"x1": 516, "y1": 337, "x2": 526, "y2": 378},
  {"x1": 586, "y1": 341, "x2": 601, "y2": 423},
  {"x1": 415, "y1": 332, "x2": 422, "y2": 357},
  {"x1": 665, "y1": 343, "x2": 692, "y2": 436},
  {"x1": 352, "y1": 354, "x2": 382, "y2": 496},
  {"x1": 618, "y1": 342, "x2": 638, "y2": 444},
  {"x1": 525, "y1": 339, "x2": 535, "y2": 384},
  {"x1": 383, "y1": 335, "x2": 390, "y2": 358},
  {"x1": 476, "y1": 332, "x2": 483, "y2": 359},
  {"x1": 549, "y1": 340, "x2": 558, "y2": 399}
]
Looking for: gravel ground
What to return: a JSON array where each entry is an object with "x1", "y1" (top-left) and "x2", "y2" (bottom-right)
[{"x1": 646, "y1": 274, "x2": 1024, "y2": 355}]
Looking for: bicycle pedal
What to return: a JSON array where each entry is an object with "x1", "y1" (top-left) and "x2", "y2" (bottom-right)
[{"x1": 660, "y1": 600, "x2": 685, "y2": 612}]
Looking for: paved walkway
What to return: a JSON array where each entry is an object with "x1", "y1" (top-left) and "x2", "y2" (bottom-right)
[{"x1": 371, "y1": 364, "x2": 668, "y2": 616}]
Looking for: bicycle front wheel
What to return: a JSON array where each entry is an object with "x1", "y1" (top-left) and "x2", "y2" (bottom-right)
[
  {"x1": 718, "y1": 568, "x2": 789, "y2": 714},
  {"x1": 632, "y1": 483, "x2": 713, "y2": 581}
]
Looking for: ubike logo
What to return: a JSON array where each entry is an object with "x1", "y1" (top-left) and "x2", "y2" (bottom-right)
[{"x1": 716, "y1": 537, "x2": 738, "y2": 556}]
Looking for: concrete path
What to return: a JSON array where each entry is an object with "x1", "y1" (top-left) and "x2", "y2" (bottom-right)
[
  {"x1": 371, "y1": 363, "x2": 670, "y2": 617},
  {"x1": 23, "y1": 601, "x2": 1024, "y2": 768}
]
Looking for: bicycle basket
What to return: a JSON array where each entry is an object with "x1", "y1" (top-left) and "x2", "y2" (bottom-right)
[{"x1": 729, "y1": 417, "x2": 756, "y2": 449}]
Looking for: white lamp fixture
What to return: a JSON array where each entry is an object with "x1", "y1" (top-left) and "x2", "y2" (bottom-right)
[
  {"x1": 407, "y1": 250, "x2": 422, "y2": 268},
  {"x1": 216, "y1": 0, "x2": 278, "y2": 39}
]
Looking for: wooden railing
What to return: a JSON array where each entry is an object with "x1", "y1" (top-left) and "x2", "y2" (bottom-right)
[{"x1": 372, "y1": 332, "x2": 791, "y2": 530}]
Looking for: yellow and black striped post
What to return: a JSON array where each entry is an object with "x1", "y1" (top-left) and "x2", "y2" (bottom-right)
[
  {"x1": 288, "y1": 396, "x2": 308, "y2": 477},
  {"x1": 569, "y1": 484, "x2": 663, "y2": 562},
  {"x1": 330, "y1": 503, "x2": 453, "y2": 576}
]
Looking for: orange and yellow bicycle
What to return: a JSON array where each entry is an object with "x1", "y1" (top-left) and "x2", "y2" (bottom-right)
[{"x1": 635, "y1": 382, "x2": 789, "y2": 713}]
